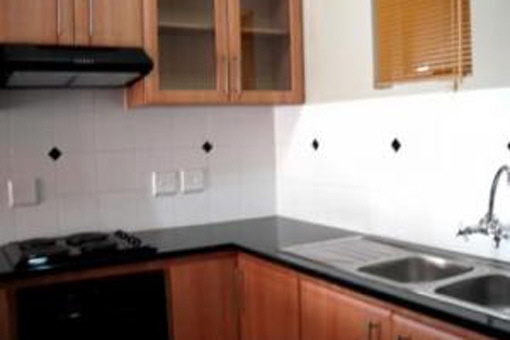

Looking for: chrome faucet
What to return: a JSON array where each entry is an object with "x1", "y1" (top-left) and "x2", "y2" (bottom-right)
[{"x1": 458, "y1": 165, "x2": 510, "y2": 248}]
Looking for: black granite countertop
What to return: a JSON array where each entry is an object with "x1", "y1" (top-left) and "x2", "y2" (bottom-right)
[{"x1": 0, "y1": 216, "x2": 509, "y2": 338}]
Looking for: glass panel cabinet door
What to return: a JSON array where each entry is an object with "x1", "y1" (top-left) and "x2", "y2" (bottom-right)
[
  {"x1": 239, "y1": 0, "x2": 291, "y2": 91},
  {"x1": 228, "y1": 0, "x2": 303, "y2": 103},
  {"x1": 128, "y1": 0, "x2": 303, "y2": 106},
  {"x1": 158, "y1": 0, "x2": 216, "y2": 90}
]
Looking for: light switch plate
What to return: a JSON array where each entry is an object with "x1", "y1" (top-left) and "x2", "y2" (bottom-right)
[
  {"x1": 7, "y1": 178, "x2": 39, "y2": 208},
  {"x1": 181, "y1": 169, "x2": 207, "y2": 193},
  {"x1": 152, "y1": 171, "x2": 178, "y2": 197}
]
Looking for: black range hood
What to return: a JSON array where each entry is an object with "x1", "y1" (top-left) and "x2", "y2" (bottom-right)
[{"x1": 0, "y1": 44, "x2": 153, "y2": 88}]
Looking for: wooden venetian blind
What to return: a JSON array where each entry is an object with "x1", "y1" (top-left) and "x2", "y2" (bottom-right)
[{"x1": 374, "y1": 0, "x2": 473, "y2": 88}]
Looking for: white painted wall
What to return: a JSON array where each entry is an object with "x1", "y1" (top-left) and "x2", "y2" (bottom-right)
[
  {"x1": 304, "y1": 0, "x2": 510, "y2": 103},
  {"x1": 0, "y1": 90, "x2": 276, "y2": 242}
]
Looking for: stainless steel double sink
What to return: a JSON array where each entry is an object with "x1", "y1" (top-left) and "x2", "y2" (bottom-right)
[
  {"x1": 358, "y1": 256, "x2": 472, "y2": 283},
  {"x1": 283, "y1": 236, "x2": 510, "y2": 319}
]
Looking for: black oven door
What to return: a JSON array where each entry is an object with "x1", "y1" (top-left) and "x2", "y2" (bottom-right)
[{"x1": 17, "y1": 271, "x2": 169, "y2": 340}]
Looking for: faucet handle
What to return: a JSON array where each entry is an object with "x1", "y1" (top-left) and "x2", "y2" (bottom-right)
[{"x1": 457, "y1": 223, "x2": 488, "y2": 239}]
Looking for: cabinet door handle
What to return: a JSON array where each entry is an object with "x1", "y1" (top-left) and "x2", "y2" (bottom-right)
[
  {"x1": 223, "y1": 56, "x2": 230, "y2": 95},
  {"x1": 396, "y1": 335, "x2": 412, "y2": 340},
  {"x1": 57, "y1": 0, "x2": 62, "y2": 37},
  {"x1": 88, "y1": 0, "x2": 94, "y2": 37},
  {"x1": 367, "y1": 321, "x2": 381, "y2": 340},
  {"x1": 232, "y1": 56, "x2": 242, "y2": 96},
  {"x1": 236, "y1": 268, "x2": 245, "y2": 315}
]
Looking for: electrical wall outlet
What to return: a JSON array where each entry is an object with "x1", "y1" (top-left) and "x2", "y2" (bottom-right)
[
  {"x1": 181, "y1": 169, "x2": 207, "y2": 193},
  {"x1": 152, "y1": 171, "x2": 178, "y2": 197},
  {"x1": 7, "y1": 178, "x2": 39, "y2": 208}
]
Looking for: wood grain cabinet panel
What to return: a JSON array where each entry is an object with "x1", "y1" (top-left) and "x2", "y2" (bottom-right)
[
  {"x1": 0, "y1": 289, "x2": 12, "y2": 340},
  {"x1": 74, "y1": 0, "x2": 143, "y2": 47},
  {"x1": 0, "y1": 0, "x2": 61, "y2": 44},
  {"x1": 128, "y1": 0, "x2": 304, "y2": 106},
  {"x1": 168, "y1": 253, "x2": 238, "y2": 340},
  {"x1": 0, "y1": 0, "x2": 142, "y2": 47},
  {"x1": 301, "y1": 277, "x2": 391, "y2": 340},
  {"x1": 392, "y1": 313, "x2": 493, "y2": 340},
  {"x1": 239, "y1": 255, "x2": 300, "y2": 340}
]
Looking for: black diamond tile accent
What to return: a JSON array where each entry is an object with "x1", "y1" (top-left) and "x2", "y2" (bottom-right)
[
  {"x1": 312, "y1": 139, "x2": 320, "y2": 151},
  {"x1": 391, "y1": 139, "x2": 401, "y2": 153},
  {"x1": 507, "y1": 142, "x2": 510, "y2": 151},
  {"x1": 202, "y1": 141, "x2": 213, "y2": 154},
  {"x1": 48, "y1": 147, "x2": 62, "y2": 161}
]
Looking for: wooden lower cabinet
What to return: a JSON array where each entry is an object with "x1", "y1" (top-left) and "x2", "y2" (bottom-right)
[
  {"x1": 392, "y1": 314, "x2": 464, "y2": 340},
  {"x1": 0, "y1": 253, "x2": 500, "y2": 340},
  {"x1": 239, "y1": 255, "x2": 300, "y2": 340},
  {"x1": 123, "y1": 254, "x2": 498, "y2": 340},
  {"x1": 392, "y1": 313, "x2": 493, "y2": 340},
  {"x1": 301, "y1": 277, "x2": 391, "y2": 340},
  {"x1": 0, "y1": 289, "x2": 12, "y2": 340},
  {"x1": 168, "y1": 253, "x2": 238, "y2": 340}
]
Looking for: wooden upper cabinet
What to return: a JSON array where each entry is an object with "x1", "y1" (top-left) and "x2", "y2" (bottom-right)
[
  {"x1": 301, "y1": 277, "x2": 391, "y2": 340},
  {"x1": 239, "y1": 255, "x2": 300, "y2": 340},
  {"x1": 0, "y1": 0, "x2": 74, "y2": 45},
  {"x1": 228, "y1": 0, "x2": 304, "y2": 104},
  {"x1": 168, "y1": 253, "x2": 239, "y2": 340},
  {"x1": 0, "y1": 0, "x2": 142, "y2": 47},
  {"x1": 74, "y1": 0, "x2": 143, "y2": 47},
  {"x1": 129, "y1": 0, "x2": 230, "y2": 105},
  {"x1": 128, "y1": 0, "x2": 304, "y2": 106}
]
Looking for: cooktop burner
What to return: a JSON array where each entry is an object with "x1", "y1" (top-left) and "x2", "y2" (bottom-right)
[
  {"x1": 19, "y1": 238, "x2": 58, "y2": 251},
  {"x1": 66, "y1": 232, "x2": 109, "y2": 247},
  {"x1": 80, "y1": 239, "x2": 118, "y2": 253},
  {"x1": 1, "y1": 230, "x2": 156, "y2": 271}
]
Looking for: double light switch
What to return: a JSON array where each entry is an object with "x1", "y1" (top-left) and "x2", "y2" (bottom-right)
[{"x1": 152, "y1": 169, "x2": 207, "y2": 197}]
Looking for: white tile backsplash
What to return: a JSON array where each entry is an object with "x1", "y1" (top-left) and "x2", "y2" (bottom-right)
[
  {"x1": 96, "y1": 151, "x2": 137, "y2": 193},
  {"x1": 10, "y1": 92, "x2": 56, "y2": 156},
  {"x1": 0, "y1": 94, "x2": 11, "y2": 158},
  {"x1": 56, "y1": 154, "x2": 97, "y2": 196},
  {"x1": 98, "y1": 192, "x2": 138, "y2": 230},
  {"x1": 6, "y1": 84, "x2": 510, "y2": 265},
  {"x1": 94, "y1": 91, "x2": 135, "y2": 151},
  {"x1": 136, "y1": 193, "x2": 175, "y2": 230},
  {"x1": 53, "y1": 90, "x2": 95, "y2": 153},
  {"x1": 133, "y1": 108, "x2": 174, "y2": 150},
  {"x1": 58, "y1": 195, "x2": 99, "y2": 234},
  {"x1": 173, "y1": 191, "x2": 210, "y2": 226},
  {"x1": 171, "y1": 109, "x2": 208, "y2": 149},
  {"x1": 13, "y1": 200, "x2": 59, "y2": 240},
  {"x1": 0, "y1": 90, "x2": 275, "y2": 242},
  {"x1": 275, "y1": 87, "x2": 510, "y2": 262},
  {"x1": 134, "y1": 148, "x2": 174, "y2": 193}
]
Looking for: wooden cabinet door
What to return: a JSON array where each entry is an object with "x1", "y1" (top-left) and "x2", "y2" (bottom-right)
[
  {"x1": 239, "y1": 255, "x2": 299, "y2": 340},
  {"x1": 74, "y1": 0, "x2": 143, "y2": 47},
  {"x1": 392, "y1": 314, "x2": 472, "y2": 340},
  {"x1": 0, "y1": 289, "x2": 12, "y2": 340},
  {"x1": 227, "y1": 0, "x2": 304, "y2": 104},
  {"x1": 169, "y1": 253, "x2": 238, "y2": 340},
  {"x1": 0, "y1": 0, "x2": 74, "y2": 45},
  {"x1": 128, "y1": 0, "x2": 230, "y2": 106},
  {"x1": 301, "y1": 277, "x2": 391, "y2": 340}
]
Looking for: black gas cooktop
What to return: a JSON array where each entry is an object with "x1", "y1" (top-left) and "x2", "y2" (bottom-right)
[{"x1": 2, "y1": 230, "x2": 156, "y2": 271}]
